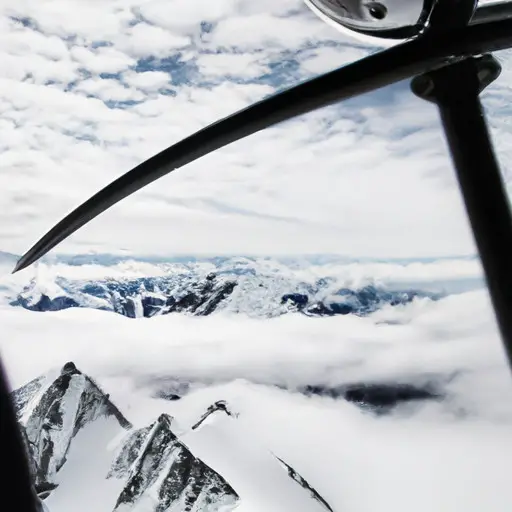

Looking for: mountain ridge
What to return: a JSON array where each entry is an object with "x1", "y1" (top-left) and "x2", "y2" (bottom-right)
[
  {"x1": 11, "y1": 362, "x2": 340, "y2": 512},
  {"x1": 9, "y1": 273, "x2": 440, "y2": 319}
]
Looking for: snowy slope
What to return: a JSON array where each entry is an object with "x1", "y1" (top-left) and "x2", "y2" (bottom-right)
[
  {"x1": 180, "y1": 405, "x2": 330, "y2": 512},
  {"x1": 11, "y1": 363, "x2": 341, "y2": 512},
  {"x1": 45, "y1": 417, "x2": 127, "y2": 512}
]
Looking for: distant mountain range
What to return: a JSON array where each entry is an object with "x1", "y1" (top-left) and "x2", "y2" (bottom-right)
[{"x1": 3, "y1": 255, "x2": 446, "y2": 318}]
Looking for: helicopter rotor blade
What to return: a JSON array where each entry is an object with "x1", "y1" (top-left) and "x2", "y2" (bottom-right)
[{"x1": 13, "y1": 17, "x2": 512, "y2": 273}]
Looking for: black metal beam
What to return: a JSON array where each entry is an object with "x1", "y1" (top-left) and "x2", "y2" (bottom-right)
[
  {"x1": 412, "y1": 55, "x2": 512, "y2": 370},
  {"x1": 471, "y1": 0, "x2": 512, "y2": 24},
  {"x1": 0, "y1": 359, "x2": 39, "y2": 512}
]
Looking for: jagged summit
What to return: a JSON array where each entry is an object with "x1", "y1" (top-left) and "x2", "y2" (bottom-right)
[
  {"x1": 110, "y1": 411, "x2": 239, "y2": 512},
  {"x1": 10, "y1": 361, "x2": 132, "y2": 498},
  {"x1": 60, "y1": 361, "x2": 77, "y2": 375},
  {"x1": 192, "y1": 400, "x2": 236, "y2": 430},
  {"x1": 157, "y1": 412, "x2": 174, "y2": 428}
]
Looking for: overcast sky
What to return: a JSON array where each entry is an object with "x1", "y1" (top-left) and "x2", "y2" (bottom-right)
[{"x1": 2, "y1": 0, "x2": 512, "y2": 260}]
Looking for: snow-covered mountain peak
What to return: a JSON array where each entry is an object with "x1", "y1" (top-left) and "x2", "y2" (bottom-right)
[
  {"x1": 110, "y1": 411, "x2": 240, "y2": 512},
  {"x1": 10, "y1": 361, "x2": 132, "y2": 498},
  {"x1": 10, "y1": 364, "x2": 339, "y2": 512}
]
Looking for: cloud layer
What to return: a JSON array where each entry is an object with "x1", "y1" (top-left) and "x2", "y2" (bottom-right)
[
  {"x1": 2, "y1": 284, "x2": 511, "y2": 421},
  {"x1": 2, "y1": 1, "x2": 511, "y2": 259}
]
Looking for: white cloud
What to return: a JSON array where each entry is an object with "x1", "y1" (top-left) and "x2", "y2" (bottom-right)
[
  {"x1": 116, "y1": 22, "x2": 190, "y2": 58},
  {"x1": 298, "y1": 45, "x2": 370, "y2": 75},
  {"x1": 207, "y1": 13, "x2": 333, "y2": 50},
  {"x1": 0, "y1": 17, "x2": 68, "y2": 60},
  {"x1": 23, "y1": 55, "x2": 79, "y2": 84},
  {"x1": 70, "y1": 46, "x2": 136, "y2": 75},
  {"x1": 137, "y1": 0, "x2": 235, "y2": 34},
  {"x1": 74, "y1": 77, "x2": 145, "y2": 102},
  {"x1": 196, "y1": 52, "x2": 270, "y2": 79},
  {"x1": 0, "y1": 0, "x2": 511, "y2": 260},
  {"x1": 123, "y1": 69, "x2": 171, "y2": 91},
  {"x1": 3, "y1": 0, "x2": 130, "y2": 40}
]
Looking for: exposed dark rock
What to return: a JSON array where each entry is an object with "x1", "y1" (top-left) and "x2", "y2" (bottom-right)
[
  {"x1": 154, "y1": 390, "x2": 182, "y2": 401},
  {"x1": 283, "y1": 285, "x2": 435, "y2": 317},
  {"x1": 343, "y1": 383, "x2": 439, "y2": 407},
  {"x1": 145, "y1": 377, "x2": 194, "y2": 401},
  {"x1": 61, "y1": 361, "x2": 77, "y2": 374},
  {"x1": 165, "y1": 279, "x2": 237, "y2": 316},
  {"x1": 110, "y1": 413, "x2": 239, "y2": 512},
  {"x1": 282, "y1": 293, "x2": 309, "y2": 309},
  {"x1": 192, "y1": 401, "x2": 236, "y2": 430},
  {"x1": 10, "y1": 375, "x2": 47, "y2": 418},
  {"x1": 10, "y1": 362, "x2": 132, "y2": 496},
  {"x1": 108, "y1": 425, "x2": 153, "y2": 480},
  {"x1": 301, "y1": 382, "x2": 442, "y2": 412},
  {"x1": 275, "y1": 456, "x2": 334, "y2": 512},
  {"x1": 142, "y1": 295, "x2": 167, "y2": 317},
  {"x1": 16, "y1": 294, "x2": 80, "y2": 312}
]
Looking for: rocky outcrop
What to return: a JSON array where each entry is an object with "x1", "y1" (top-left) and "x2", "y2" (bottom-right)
[
  {"x1": 10, "y1": 362, "x2": 132, "y2": 496},
  {"x1": 109, "y1": 414, "x2": 239, "y2": 512},
  {"x1": 192, "y1": 401, "x2": 236, "y2": 430},
  {"x1": 275, "y1": 456, "x2": 334, "y2": 512},
  {"x1": 282, "y1": 285, "x2": 432, "y2": 316}
]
